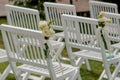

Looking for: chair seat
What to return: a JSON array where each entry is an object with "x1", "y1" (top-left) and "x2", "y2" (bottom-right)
[
  {"x1": 0, "y1": 49, "x2": 7, "y2": 63},
  {"x1": 73, "y1": 50, "x2": 120, "y2": 63},
  {"x1": 73, "y1": 50, "x2": 102, "y2": 61},
  {"x1": 18, "y1": 62, "x2": 78, "y2": 79}
]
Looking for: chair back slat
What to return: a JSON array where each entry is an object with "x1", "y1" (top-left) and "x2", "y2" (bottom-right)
[
  {"x1": 5, "y1": 4, "x2": 40, "y2": 30},
  {"x1": 89, "y1": 1, "x2": 118, "y2": 19},
  {"x1": 44, "y1": 2, "x2": 76, "y2": 30}
]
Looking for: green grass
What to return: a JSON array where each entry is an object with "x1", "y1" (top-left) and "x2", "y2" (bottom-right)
[
  {"x1": 0, "y1": 18, "x2": 105, "y2": 80},
  {"x1": 0, "y1": 17, "x2": 7, "y2": 49}
]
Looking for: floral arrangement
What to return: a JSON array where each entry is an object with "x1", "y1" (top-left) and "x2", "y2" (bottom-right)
[
  {"x1": 98, "y1": 11, "x2": 114, "y2": 59},
  {"x1": 39, "y1": 21, "x2": 55, "y2": 40},
  {"x1": 38, "y1": 21, "x2": 55, "y2": 58},
  {"x1": 98, "y1": 11, "x2": 112, "y2": 28},
  {"x1": 38, "y1": 21, "x2": 63, "y2": 73}
]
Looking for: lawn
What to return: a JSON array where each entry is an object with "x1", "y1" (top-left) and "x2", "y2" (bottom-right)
[{"x1": 0, "y1": 17, "x2": 105, "y2": 80}]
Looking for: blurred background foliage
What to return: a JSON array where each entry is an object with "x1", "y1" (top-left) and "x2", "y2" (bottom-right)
[{"x1": 9, "y1": 0, "x2": 55, "y2": 20}]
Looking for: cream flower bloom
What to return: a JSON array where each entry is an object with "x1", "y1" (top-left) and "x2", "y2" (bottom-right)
[
  {"x1": 98, "y1": 17, "x2": 105, "y2": 23},
  {"x1": 39, "y1": 21, "x2": 55, "y2": 38},
  {"x1": 98, "y1": 17, "x2": 112, "y2": 23},
  {"x1": 106, "y1": 19, "x2": 112, "y2": 23},
  {"x1": 49, "y1": 28, "x2": 55, "y2": 34},
  {"x1": 39, "y1": 21, "x2": 49, "y2": 30},
  {"x1": 43, "y1": 28, "x2": 55, "y2": 37},
  {"x1": 98, "y1": 11, "x2": 112, "y2": 28},
  {"x1": 98, "y1": 11, "x2": 105, "y2": 18}
]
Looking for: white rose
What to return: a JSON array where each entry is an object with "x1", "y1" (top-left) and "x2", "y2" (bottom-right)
[
  {"x1": 43, "y1": 28, "x2": 55, "y2": 37},
  {"x1": 98, "y1": 18, "x2": 105, "y2": 23},
  {"x1": 49, "y1": 28, "x2": 55, "y2": 35},
  {"x1": 98, "y1": 11, "x2": 105, "y2": 18},
  {"x1": 39, "y1": 21, "x2": 49, "y2": 30},
  {"x1": 106, "y1": 19, "x2": 112, "y2": 23},
  {"x1": 43, "y1": 29, "x2": 51, "y2": 37},
  {"x1": 38, "y1": 21, "x2": 55, "y2": 39}
]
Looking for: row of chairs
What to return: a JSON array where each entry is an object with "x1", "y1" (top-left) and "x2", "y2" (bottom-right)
[
  {"x1": 1, "y1": 12, "x2": 120, "y2": 80},
  {"x1": 0, "y1": 2, "x2": 79, "y2": 80},
  {"x1": 1, "y1": 0, "x2": 120, "y2": 80},
  {"x1": 43, "y1": 1, "x2": 120, "y2": 80}
]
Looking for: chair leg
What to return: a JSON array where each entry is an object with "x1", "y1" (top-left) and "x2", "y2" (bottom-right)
[
  {"x1": 98, "y1": 69, "x2": 105, "y2": 80},
  {"x1": 76, "y1": 57, "x2": 91, "y2": 71},
  {"x1": 104, "y1": 64, "x2": 111, "y2": 80},
  {"x1": 110, "y1": 62, "x2": 120, "y2": 80},
  {"x1": 85, "y1": 59, "x2": 91, "y2": 71},
  {"x1": 10, "y1": 62, "x2": 22, "y2": 80},
  {"x1": 0, "y1": 64, "x2": 11, "y2": 80},
  {"x1": 22, "y1": 72, "x2": 30, "y2": 80},
  {"x1": 77, "y1": 73, "x2": 82, "y2": 80},
  {"x1": 68, "y1": 69, "x2": 81, "y2": 80}
]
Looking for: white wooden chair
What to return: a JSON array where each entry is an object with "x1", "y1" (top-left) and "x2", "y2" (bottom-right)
[
  {"x1": 44, "y1": 2, "x2": 76, "y2": 41},
  {"x1": 44, "y1": 2, "x2": 91, "y2": 70},
  {"x1": 89, "y1": 1, "x2": 118, "y2": 19},
  {"x1": 5, "y1": 4, "x2": 40, "y2": 30},
  {"x1": 98, "y1": 12, "x2": 120, "y2": 79},
  {"x1": 0, "y1": 24, "x2": 80, "y2": 80},
  {"x1": 62, "y1": 14, "x2": 120, "y2": 80},
  {"x1": 0, "y1": 49, "x2": 11, "y2": 80}
]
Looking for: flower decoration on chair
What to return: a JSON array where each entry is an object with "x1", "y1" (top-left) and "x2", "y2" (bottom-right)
[
  {"x1": 98, "y1": 11, "x2": 112, "y2": 28},
  {"x1": 39, "y1": 21, "x2": 55, "y2": 40},
  {"x1": 98, "y1": 11, "x2": 112, "y2": 40},
  {"x1": 39, "y1": 21, "x2": 63, "y2": 73},
  {"x1": 39, "y1": 21, "x2": 55, "y2": 58},
  {"x1": 98, "y1": 11, "x2": 114, "y2": 59}
]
